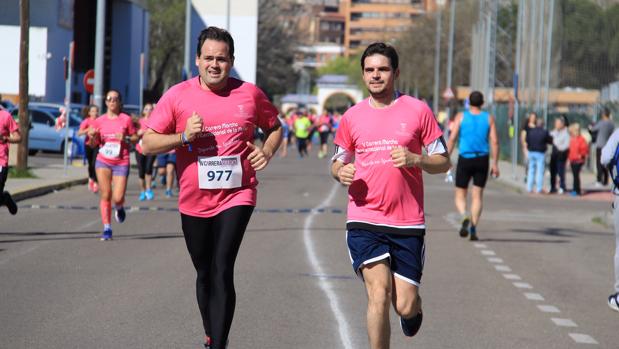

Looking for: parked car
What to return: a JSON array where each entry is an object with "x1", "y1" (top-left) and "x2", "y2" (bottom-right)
[{"x1": 10, "y1": 105, "x2": 86, "y2": 157}]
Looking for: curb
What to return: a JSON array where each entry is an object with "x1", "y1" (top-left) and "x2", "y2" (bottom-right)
[{"x1": 12, "y1": 178, "x2": 88, "y2": 202}]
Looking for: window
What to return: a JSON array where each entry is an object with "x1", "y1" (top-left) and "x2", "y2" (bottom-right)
[{"x1": 32, "y1": 111, "x2": 53, "y2": 125}]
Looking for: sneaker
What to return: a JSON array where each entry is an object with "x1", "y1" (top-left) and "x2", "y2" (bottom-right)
[
  {"x1": 595, "y1": 182, "x2": 603, "y2": 188},
  {"x1": 100, "y1": 227, "x2": 113, "y2": 241},
  {"x1": 4, "y1": 192, "x2": 17, "y2": 215},
  {"x1": 145, "y1": 189, "x2": 154, "y2": 200},
  {"x1": 469, "y1": 225, "x2": 478, "y2": 241},
  {"x1": 459, "y1": 217, "x2": 470, "y2": 238},
  {"x1": 609, "y1": 293, "x2": 619, "y2": 312},
  {"x1": 165, "y1": 189, "x2": 173, "y2": 198},
  {"x1": 139, "y1": 191, "x2": 146, "y2": 201},
  {"x1": 400, "y1": 310, "x2": 423, "y2": 337},
  {"x1": 570, "y1": 191, "x2": 578, "y2": 197},
  {"x1": 114, "y1": 206, "x2": 126, "y2": 223},
  {"x1": 558, "y1": 188, "x2": 564, "y2": 194}
]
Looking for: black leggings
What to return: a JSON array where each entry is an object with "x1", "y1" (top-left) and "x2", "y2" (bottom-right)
[
  {"x1": 181, "y1": 205, "x2": 254, "y2": 349},
  {"x1": 297, "y1": 137, "x2": 308, "y2": 157},
  {"x1": 85, "y1": 146, "x2": 98, "y2": 182},
  {"x1": 571, "y1": 162, "x2": 583, "y2": 194},
  {"x1": 134, "y1": 152, "x2": 156, "y2": 180}
]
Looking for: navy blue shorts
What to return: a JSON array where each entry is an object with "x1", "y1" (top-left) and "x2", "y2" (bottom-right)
[
  {"x1": 347, "y1": 229, "x2": 425, "y2": 286},
  {"x1": 157, "y1": 153, "x2": 176, "y2": 166}
]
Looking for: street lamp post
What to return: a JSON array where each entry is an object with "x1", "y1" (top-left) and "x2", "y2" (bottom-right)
[{"x1": 433, "y1": 0, "x2": 446, "y2": 116}]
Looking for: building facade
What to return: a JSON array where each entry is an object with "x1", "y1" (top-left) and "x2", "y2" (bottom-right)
[{"x1": 0, "y1": 0, "x2": 149, "y2": 106}]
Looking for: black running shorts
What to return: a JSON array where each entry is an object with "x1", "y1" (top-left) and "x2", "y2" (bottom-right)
[{"x1": 455, "y1": 155, "x2": 489, "y2": 189}]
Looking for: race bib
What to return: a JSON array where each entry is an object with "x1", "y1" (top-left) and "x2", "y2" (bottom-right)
[
  {"x1": 99, "y1": 142, "x2": 121, "y2": 159},
  {"x1": 198, "y1": 155, "x2": 243, "y2": 189}
]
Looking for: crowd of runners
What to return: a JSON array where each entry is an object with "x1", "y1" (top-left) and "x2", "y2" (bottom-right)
[{"x1": 2, "y1": 25, "x2": 618, "y2": 349}]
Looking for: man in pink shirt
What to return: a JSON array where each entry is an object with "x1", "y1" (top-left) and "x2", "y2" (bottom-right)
[
  {"x1": 0, "y1": 109, "x2": 21, "y2": 215},
  {"x1": 142, "y1": 27, "x2": 282, "y2": 349},
  {"x1": 332, "y1": 43, "x2": 450, "y2": 348}
]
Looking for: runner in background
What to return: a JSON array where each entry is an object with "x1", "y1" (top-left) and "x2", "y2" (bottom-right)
[
  {"x1": 88, "y1": 90, "x2": 137, "y2": 241},
  {"x1": 141, "y1": 26, "x2": 282, "y2": 349},
  {"x1": 447, "y1": 91, "x2": 499, "y2": 240},
  {"x1": 135, "y1": 103, "x2": 156, "y2": 201},
  {"x1": 0, "y1": 108, "x2": 21, "y2": 215},
  {"x1": 78, "y1": 105, "x2": 100, "y2": 194},
  {"x1": 157, "y1": 150, "x2": 177, "y2": 198},
  {"x1": 316, "y1": 110, "x2": 332, "y2": 159},
  {"x1": 293, "y1": 112, "x2": 312, "y2": 158}
]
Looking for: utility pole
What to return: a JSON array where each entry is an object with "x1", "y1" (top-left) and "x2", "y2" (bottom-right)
[
  {"x1": 543, "y1": 0, "x2": 555, "y2": 125},
  {"x1": 93, "y1": 0, "x2": 106, "y2": 108},
  {"x1": 445, "y1": 0, "x2": 456, "y2": 120},
  {"x1": 17, "y1": 0, "x2": 29, "y2": 172},
  {"x1": 184, "y1": 0, "x2": 192, "y2": 80},
  {"x1": 433, "y1": 0, "x2": 445, "y2": 116},
  {"x1": 513, "y1": 0, "x2": 524, "y2": 179}
]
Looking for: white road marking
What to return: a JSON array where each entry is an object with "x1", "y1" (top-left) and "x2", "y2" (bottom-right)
[
  {"x1": 503, "y1": 274, "x2": 521, "y2": 280},
  {"x1": 481, "y1": 250, "x2": 496, "y2": 256},
  {"x1": 473, "y1": 243, "x2": 487, "y2": 248},
  {"x1": 537, "y1": 305, "x2": 560, "y2": 313},
  {"x1": 568, "y1": 333, "x2": 598, "y2": 344},
  {"x1": 303, "y1": 183, "x2": 353, "y2": 349},
  {"x1": 494, "y1": 265, "x2": 512, "y2": 272},
  {"x1": 0, "y1": 241, "x2": 50, "y2": 265},
  {"x1": 75, "y1": 218, "x2": 101, "y2": 231},
  {"x1": 524, "y1": 292, "x2": 544, "y2": 301},
  {"x1": 487, "y1": 257, "x2": 504, "y2": 263},
  {"x1": 551, "y1": 318, "x2": 577, "y2": 327},
  {"x1": 513, "y1": 282, "x2": 533, "y2": 289}
]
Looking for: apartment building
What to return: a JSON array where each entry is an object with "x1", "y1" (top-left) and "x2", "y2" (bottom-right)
[{"x1": 339, "y1": 0, "x2": 442, "y2": 55}]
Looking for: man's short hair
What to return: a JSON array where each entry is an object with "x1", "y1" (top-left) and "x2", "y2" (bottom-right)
[
  {"x1": 469, "y1": 91, "x2": 484, "y2": 107},
  {"x1": 360, "y1": 42, "x2": 399, "y2": 71},
  {"x1": 196, "y1": 26, "x2": 235, "y2": 59}
]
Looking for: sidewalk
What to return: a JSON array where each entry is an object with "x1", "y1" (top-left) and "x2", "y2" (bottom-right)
[
  {"x1": 5, "y1": 160, "x2": 88, "y2": 202},
  {"x1": 495, "y1": 159, "x2": 613, "y2": 202}
]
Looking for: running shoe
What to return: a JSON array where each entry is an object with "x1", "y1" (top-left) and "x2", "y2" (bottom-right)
[
  {"x1": 4, "y1": 192, "x2": 17, "y2": 215},
  {"x1": 100, "y1": 227, "x2": 113, "y2": 241},
  {"x1": 114, "y1": 207, "x2": 126, "y2": 223},
  {"x1": 609, "y1": 293, "x2": 619, "y2": 312},
  {"x1": 139, "y1": 191, "x2": 146, "y2": 201},
  {"x1": 165, "y1": 189, "x2": 173, "y2": 198},
  {"x1": 400, "y1": 310, "x2": 423, "y2": 337},
  {"x1": 145, "y1": 189, "x2": 154, "y2": 200},
  {"x1": 459, "y1": 217, "x2": 470, "y2": 238},
  {"x1": 469, "y1": 225, "x2": 478, "y2": 241}
]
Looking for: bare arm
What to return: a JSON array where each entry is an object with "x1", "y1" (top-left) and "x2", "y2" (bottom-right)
[
  {"x1": 489, "y1": 115, "x2": 500, "y2": 176},
  {"x1": 1, "y1": 131, "x2": 21, "y2": 144},
  {"x1": 260, "y1": 123, "x2": 283, "y2": 160},
  {"x1": 446, "y1": 112, "x2": 462, "y2": 156},
  {"x1": 391, "y1": 145, "x2": 451, "y2": 174},
  {"x1": 141, "y1": 129, "x2": 183, "y2": 155}
]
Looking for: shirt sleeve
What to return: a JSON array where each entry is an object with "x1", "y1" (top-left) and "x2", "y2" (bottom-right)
[
  {"x1": 601, "y1": 129, "x2": 619, "y2": 165},
  {"x1": 419, "y1": 103, "x2": 444, "y2": 146},
  {"x1": 8, "y1": 115, "x2": 19, "y2": 133},
  {"x1": 333, "y1": 114, "x2": 353, "y2": 151},
  {"x1": 254, "y1": 86, "x2": 279, "y2": 131},
  {"x1": 125, "y1": 114, "x2": 136, "y2": 136},
  {"x1": 145, "y1": 90, "x2": 177, "y2": 134}
]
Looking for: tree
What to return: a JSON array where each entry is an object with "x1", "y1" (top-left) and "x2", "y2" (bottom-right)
[
  {"x1": 256, "y1": 0, "x2": 301, "y2": 98},
  {"x1": 145, "y1": 0, "x2": 185, "y2": 100},
  {"x1": 316, "y1": 55, "x2": 365, "y2": 92},
  {"x1": 17, "y1": 0, "x2": 29, "y2": 171}
]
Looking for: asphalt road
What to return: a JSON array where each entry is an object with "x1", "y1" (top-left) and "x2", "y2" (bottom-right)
[{"x1": 1, "y1": 147, "x2": 616, "y2": 348}]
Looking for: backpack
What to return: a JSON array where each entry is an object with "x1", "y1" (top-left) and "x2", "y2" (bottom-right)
[{"x1": 609, "y1": 144, "x2": 619, "y2": 188}]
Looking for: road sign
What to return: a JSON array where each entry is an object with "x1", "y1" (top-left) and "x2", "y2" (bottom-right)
[
  {"x1": 83, "y1": 69, "x2": 95, "y2": 94},
  {"x1": 442, "y1": 87, "x2": 455, "y2": 100}
]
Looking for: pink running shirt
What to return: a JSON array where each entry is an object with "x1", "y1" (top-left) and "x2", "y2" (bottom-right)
[
  {"x1": 79, "y1": 117, "x2": 97, "y2": 145},
  {"x1": 93, "y1": 113, "x2": 136, "y2": 166},
  {"x1": 0, "y1": 110, "x2": 19, "y2": 167},
  {"x1": 145, "y1": 77, "x2": 279, "y2": 218},
  {"x1": 334, "y1": 95, "x2": 443, "y2": 230}
]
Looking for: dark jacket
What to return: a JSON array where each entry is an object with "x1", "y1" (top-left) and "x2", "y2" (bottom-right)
[{"x1": 526, "y1": 127, "x2": 553, "y2": 152}]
